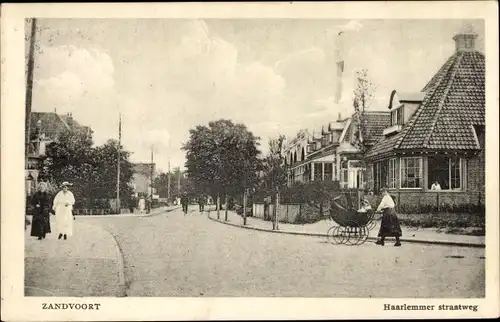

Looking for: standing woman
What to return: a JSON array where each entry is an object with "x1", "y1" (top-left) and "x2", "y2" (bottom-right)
[
  {"x1": 30, "y1": 182, "x2": 52, "y2": 240},
  {"x1": 375, "y1": 187, "x2": 402, "y2": 246},
  {"x1": 53, "y1": 181, "x2": 75, "y2": 240},
  {"x1": 138, "y1": 196, "x2": 146, "y2": 214}
]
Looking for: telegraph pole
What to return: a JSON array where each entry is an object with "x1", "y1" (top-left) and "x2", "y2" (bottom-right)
[
  {"x1": 25, "y1": 18, "x2": 37, "y2": 169},
  {"x1": 150, "y1": 145, "x2": 154, "y2": 196},
  {"x1": 177, "y1": 167, "x2": 181, "y2": 195},
  {"x1": 167, "y1": 160, "x2": 171, "y2": 202},
  {"x1": 116, "y1": 113, "x2": 121, "y2": 213}
]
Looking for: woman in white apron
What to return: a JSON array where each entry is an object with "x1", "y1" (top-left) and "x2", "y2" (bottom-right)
[
  {"x1": 138, "y1": 197, "x2": 146, "y2": 214},
  {"x1": 53, "y1": 182, "x2": 75, "y2": 240}
]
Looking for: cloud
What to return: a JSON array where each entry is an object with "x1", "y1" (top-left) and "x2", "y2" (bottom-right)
[
  {"x1": 327, "y1": 20, "x2": 363, "y2": 35},
  {"x1": 33, "y1": 45, "x2": 115, "y2": 115}
]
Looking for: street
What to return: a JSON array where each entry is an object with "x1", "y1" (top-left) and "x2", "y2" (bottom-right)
[{"x1": 79, "y1": 206, "x2": 485, "y2": 298}]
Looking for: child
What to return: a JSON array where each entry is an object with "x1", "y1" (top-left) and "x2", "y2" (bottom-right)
[{"x1": 357, "y1": 198, "x2": 372, "y2": 213}]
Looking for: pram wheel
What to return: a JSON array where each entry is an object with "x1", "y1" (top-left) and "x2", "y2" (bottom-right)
[{"x1": 327, "y1": 226, "x2": 346, "y2": 244}]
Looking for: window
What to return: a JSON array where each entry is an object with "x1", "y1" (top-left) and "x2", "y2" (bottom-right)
[
  {"x1": 388, "y1": 158, "x2": 397, "y2": 189},
  {"x1": 324, "y1": 163, "x2": 333, "y2": 181},
  {"x1": 340, "y1": 160, "x2": 348, "y2": 188},
  {"x1": 391, "y1": 108, "x2": 404, "y2": 126},
  {"x1": 301, "y1": 148, "x2": 305, "y2": 161},
  {"x1": 400, "y1": 157, "x2": 422, "y2": 188},
  {"x1": 428, "y1": 155, "x2": 463, "y2": 190},
  {"x1": 373, "y1": 160, "x2": 389, "y2": 192}
]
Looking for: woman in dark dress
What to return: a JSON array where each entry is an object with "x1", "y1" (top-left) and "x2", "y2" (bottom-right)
[
  {"x1": 30, "y1": 182, "x2": 52, "y2": 240},
  {"x1": 375, "y1": 187, "x2": 402, "y2": 246}
]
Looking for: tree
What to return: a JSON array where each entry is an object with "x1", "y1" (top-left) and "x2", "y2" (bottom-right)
[
  {"x1": 182, "y1": 119, "x2": 261, "y2": 208},
  {"x1": 260, "y1": 135, "x2": 288, "y2": 195},
  {"x1": 352, "y1": 68, "x2": 376, "y2": 159},
  {"x1": 153, "y1": 168, "x2": 188, "y2": 200},
  {"x1": 93, "y1": 139, "x2": 134, "y2": 202},
  {"x1": 43, "y1": 129, "x2": 134, "y2": 209}
]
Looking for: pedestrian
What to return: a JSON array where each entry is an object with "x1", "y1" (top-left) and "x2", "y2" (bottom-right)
[
  {"x1": 375, "y1": 187, "x2": 402, "y2": 247},
  {"x1": 129, "y1": 194, "x2": 136, "y2": 214},
  {"x1": 52, "y1": 181, "x2": 75, "y2": 240},
  {"x1": 431, "y1": 180, "x2": 442, "y2": 191},
  {"x1": 180, "y1": 192, "x2": 189, "y2": 215},
  {"x1": 146, "y1": 195, "x2": 152, "y2": 214},
  {"x1": 30, "y1": 182, "x2": 52, "y2": 240},
  {"x1": 138, "y1": 196, "x2": 146, "y2": 214},
  {"x1": 198, "y1": 194, "x2": 206, "y2": 213}
]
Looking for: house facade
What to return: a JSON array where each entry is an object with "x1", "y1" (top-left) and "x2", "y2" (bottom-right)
[
  {"x1": 284, "y1": 111, "x2": 390, "y2": 189},
  {"x1": 131, "y1": 163, "x2": 157, "y2": 196},
  {"x1": 25, "y1": 111, "x2": 92, "y2": 195},
  {"x1": 364, "y1": 26, "x2": 485, "y2": 208}
]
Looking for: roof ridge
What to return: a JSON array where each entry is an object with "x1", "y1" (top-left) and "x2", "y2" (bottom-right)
[
  {"x1": 394, "y1": 53, "x2": 460, "y2": 150},
  {"x1": 423, "y1": 52, "x2": 465, "y2": 148},
  {"x1": 56, "y1": 113, "x2": 71, "y2": 130}
]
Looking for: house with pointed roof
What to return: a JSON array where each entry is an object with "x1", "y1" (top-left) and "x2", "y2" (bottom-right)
[
  {"x1": 284, "y1": 110, "x2": 390, "y2": 188},
  {"x1": 26, "y1": 111, "x2": 93, "y2": 194},
  {"x1": 364, "y1": 26, "x2": 485, "y2": 208}
]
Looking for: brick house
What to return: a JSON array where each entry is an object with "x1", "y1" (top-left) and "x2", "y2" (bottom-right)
[{"x1": 364, "y1": 26, "x2": 485, "y2": 209}]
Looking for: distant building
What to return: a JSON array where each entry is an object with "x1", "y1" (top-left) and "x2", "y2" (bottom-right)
[
  {"x1": 131, "y1": 163, "x2": 156, "y2": 196},
  {"x1": 284, "y1": 112, "x2": 390, "y2": 189}
]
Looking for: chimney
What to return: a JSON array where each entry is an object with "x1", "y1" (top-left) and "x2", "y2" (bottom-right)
[{"x1": 453, "y1": 24, "x2": 477, "y2": 52}]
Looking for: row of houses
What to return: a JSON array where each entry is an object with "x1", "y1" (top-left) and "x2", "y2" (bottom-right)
[{"x1": 282, "y1": 26, "x2": 485, "y2": 208}]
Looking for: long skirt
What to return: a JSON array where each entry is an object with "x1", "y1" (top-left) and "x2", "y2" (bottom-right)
[
  {"x1": 55, "y1": 208, "x2": 74, "y2": 236},
  {"x1": 30, "y1": 213, "x2": 51, "y2": 237},
  {"x1": 378, "y1": 207, "x2": 402, "y2": 237}
]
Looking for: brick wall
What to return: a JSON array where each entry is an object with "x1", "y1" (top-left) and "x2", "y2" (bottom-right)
[{"x1": 467, "y1": 131, "x2": 485, "y2": 205}]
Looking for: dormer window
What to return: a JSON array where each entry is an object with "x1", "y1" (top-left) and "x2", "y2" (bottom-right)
[{"x1": 391, "y1": 106, "x2": 404, "y2": 126}]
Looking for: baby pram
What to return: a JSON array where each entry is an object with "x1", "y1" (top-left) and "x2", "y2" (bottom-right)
[{"x1": 326, "y1": 194, "x2": 378, "y2": 246}]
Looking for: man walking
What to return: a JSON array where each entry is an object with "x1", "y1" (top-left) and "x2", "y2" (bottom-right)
[
  {"x1": 198, "y1": 194, "x2": 206, "y2": 213},
  {"x1": 180, "y1": 192, "x2": 189, "y2": 215}
]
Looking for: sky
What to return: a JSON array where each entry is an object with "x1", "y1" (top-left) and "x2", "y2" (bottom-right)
[{"x1": 29, "y1": 19, "x2": 484, "y2": 172}]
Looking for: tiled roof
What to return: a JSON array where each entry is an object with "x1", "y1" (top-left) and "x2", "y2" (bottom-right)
[
  {"x1": 30, "y1": 112, "x2": 69, "y2": 140},
  {"x1": 366, "y1": 49, "x2": 485, "y2": 159},
  {"x1": 30, "y1": 112, "x2": 91, "y2": 140},
  {"x1": 363, "y1": 112, "x2": 391, "y2": 145}
]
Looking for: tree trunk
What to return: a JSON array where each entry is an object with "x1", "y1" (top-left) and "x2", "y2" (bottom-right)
[{"x1": 224, "y1": 193, "x2": 228, "y2": 221}]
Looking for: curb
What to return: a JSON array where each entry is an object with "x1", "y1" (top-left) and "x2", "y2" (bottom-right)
[
  {"x1": 75, "y1": 206, "x2": 180, "y2": 218},
  {"x1": 80, "y1": 223, "x2": 127, "y2": 297},
  {"x1": 142, "y1": 206, "x2": 180, "y2": 217},
  {"x1": 207, "y1": 214, "x2": 485, "y2": 248}
]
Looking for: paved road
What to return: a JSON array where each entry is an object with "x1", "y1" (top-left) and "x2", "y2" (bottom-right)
[{"x1": 81, "y1": 206, "x2": 485, "y2": 298}]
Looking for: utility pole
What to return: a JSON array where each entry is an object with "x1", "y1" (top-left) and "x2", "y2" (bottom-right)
[
  {"x1": 24, "y1": 18, "x2": 37, "y2": 230},
  {"x1": 177, "y1": 167, "x2": 181, "y2": 195},
  {"x1": 116, "y1": 113, "x2": 121, "y2": 213},
  {"x1": 150, "y1": 145, "x2": 154, "y2": 196},
  {"x1": 25, "y1": 18, "x2": 37, "y2": 170},
  {"x1": 167, "y1": 160, "x2": 171, "y2": 202}
]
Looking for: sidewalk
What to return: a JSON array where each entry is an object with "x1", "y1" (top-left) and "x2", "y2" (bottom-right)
[
  {"x1": 208, "y1": 210, "x2": 485, "y2": 248},
  {"x1": 73, "y1": 205, "x2": 181, "y2": 218},
  {"x1": 24, "y1": 216, "x2": 125, "y2": 297}
]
